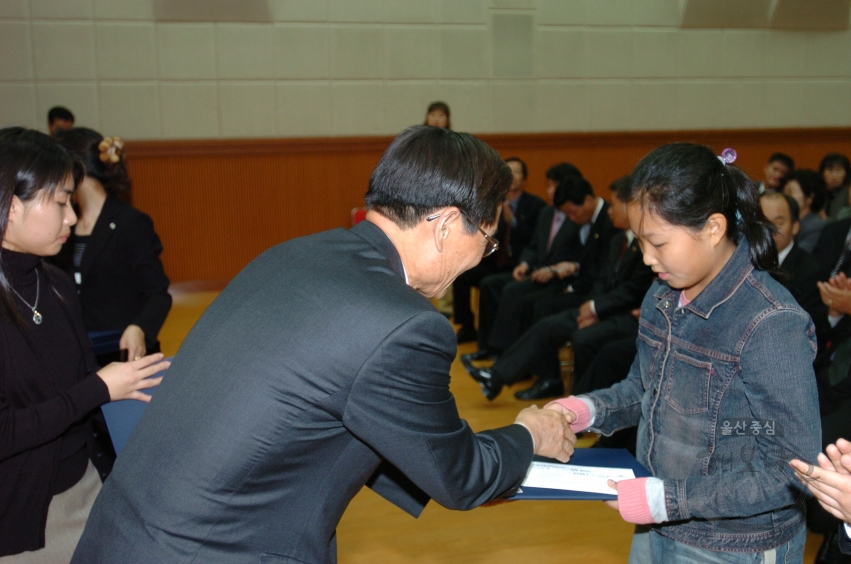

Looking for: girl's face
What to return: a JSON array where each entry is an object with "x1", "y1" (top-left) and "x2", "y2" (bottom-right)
[
  {"x1": 426, "y1": 110, "x2": 448, "y2": 128},
  {"x1": 824, "y1": 165, "x2": 846, "y2": 190},
  {"x1": 628, "y1": 201, "x2": 733, "y2": 300},
  {"x1": 3, "y1": 177, "x2": 77, "y2": 256}
]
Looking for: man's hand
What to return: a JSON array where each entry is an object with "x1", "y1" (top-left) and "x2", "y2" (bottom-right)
[
  {"x1": 515, "y1": 405, "x2": 576, "y2": 462},
  {"x1": 530, "y1": 267, "x2": 555, "y2": 284},
  {"x1": 576, "y1": 301, "x2": 599, "y2": 329},
  {"x1": 513, "y1": 263, "x2": 529, "y2": 281}
]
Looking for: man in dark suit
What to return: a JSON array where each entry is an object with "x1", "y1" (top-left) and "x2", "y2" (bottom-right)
[
  {"x1": 71, "y1": 127, "x2": 576, "y2": 564},
  {"x1": 453, "y1": 156, "x2": 545, "y2": 343},
  {"x1": 814, "y1": 216, "x2": 851, "y2": 278},
  {"x1": 466, "y1": 177, "x2": 653, "y2": 400}
]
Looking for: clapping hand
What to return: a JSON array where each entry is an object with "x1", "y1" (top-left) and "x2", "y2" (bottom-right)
[{"x1": 790, "y1": 438, "x2": 851, "y2": 523}]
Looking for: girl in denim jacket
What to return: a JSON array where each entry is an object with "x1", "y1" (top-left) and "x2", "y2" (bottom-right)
[{"x1": 549, "y1": 143, "x2": 821, "y2": 563}]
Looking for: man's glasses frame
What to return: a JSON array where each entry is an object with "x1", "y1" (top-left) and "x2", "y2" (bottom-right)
[{"x1": 426, "y1": 211, "x2": 499, "y2": 257}]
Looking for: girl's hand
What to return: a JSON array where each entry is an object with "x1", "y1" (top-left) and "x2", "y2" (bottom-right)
[
  {"x1": 119, "y1": 324, "x2": 146, "y2": 361},
  {"x1": 97, "y1": 353, "x2": 169, "y2": 402},
  {"x1": 605, "y1": 479, "x2": 619, "y2": 510}
]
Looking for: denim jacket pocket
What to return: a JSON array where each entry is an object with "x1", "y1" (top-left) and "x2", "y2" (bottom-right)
[
  {"x1": 637, "y1": 331, "x2": 664, "y2": 389},
  {"x1": 664, "y1": 351, "x2": 712, "y2": 414}
]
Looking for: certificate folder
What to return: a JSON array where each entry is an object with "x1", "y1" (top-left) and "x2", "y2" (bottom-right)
[{"x1": 509, "y1": 448, "x2": 650, "y2": 501}]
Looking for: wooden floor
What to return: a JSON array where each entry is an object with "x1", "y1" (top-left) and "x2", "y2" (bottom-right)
[{"x1": 161, "y1": 288, "x2": 825, "y2": 563}]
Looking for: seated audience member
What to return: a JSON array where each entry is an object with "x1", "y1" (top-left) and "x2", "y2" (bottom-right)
[
  {"x1": 453, "y1": 157, "x2": 545, "y2": 343},
  {"x1": 783, "y1": 169, "x2": 827, "y2": 253},
  {"x1": 54, "y1": 128, "x2": 172, "y2": 365},
  {"x1": 466, "y1": 177, "x2": 652, "y2": 400},
  {"x1": 47, "y1": 106, "x2": 75, "y2": 137},
  {"x1": 424, "y1": 101, "x2": 450, "y2": 129},
  {"x1": 759, "y1": 192, "x2": 829, "y2": 344},
  {"x1": 822, "y1": 153, "x2": 851, "y2": 221},
  {"x1": 469, "y1": 175, "x2": 616, "y2": 361},
  {"x1": 814, "y1": 208, "x2": 851, "y2": 278},
  {"x1": 792, "y1": 439, "x2": 851, "y2": 558},
  {"x1": 465, "y1": 162, "x2": 583, "y2": 361},
  {"x1": 756, "y1": 152, "x2": 794, "y2": 194}
]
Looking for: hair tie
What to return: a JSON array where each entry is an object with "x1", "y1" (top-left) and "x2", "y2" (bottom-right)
[
  {"x1": 718, "y1": 148, "x2": 737, "y2": 165},
  {"x1": 98, "y1": 136, "x2": 124, "y2": 164}
]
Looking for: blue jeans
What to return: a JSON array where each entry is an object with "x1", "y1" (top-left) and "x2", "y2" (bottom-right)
[{"x1": 628, "y1": 524, "x2": 806, "y2": 564}]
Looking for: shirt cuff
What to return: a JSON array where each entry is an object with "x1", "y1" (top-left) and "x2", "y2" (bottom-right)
[
  {"x1": 513, "y1": 422, "x2": 535, "y2": 454},
  {"x1": 845, "y1": 522, "x2": 851, "y2": 539},
  {"x1": 545, "y1": 396, "x2": 595, "y2": 433},
  {"x1": 589, "y1": 300, "x2": 597, "y2": 316},
  {"x1": 617, "y1": 477, "x2": 667, "y2": 524}
]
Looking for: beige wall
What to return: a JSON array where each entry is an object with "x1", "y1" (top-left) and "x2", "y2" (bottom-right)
[{"x1": 2, "y1": 0, "x2": 850, "y2": 139}]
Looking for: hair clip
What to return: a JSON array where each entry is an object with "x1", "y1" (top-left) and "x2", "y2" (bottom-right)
[
  {"x1": 718, "y1": 148, "x2": 737, "y2": 165},
  {"x1": 98, "y1": 136, "x2": 124, "y2": 164}
]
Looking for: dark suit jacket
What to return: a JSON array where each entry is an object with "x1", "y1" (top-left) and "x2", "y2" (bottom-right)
[
  {"x1": 566, "y1": 201, "x2": 618, "y2": 297},
  {"x1": 506, "y1": 191, "x2": 546, "y2": 261},
  {"x1": 813, "y1": 217, "x2": 851, "y2": 277},
  {"x1": 780, "y1": 244, "x2": 829, "y2": 345},
  {"x1": 54, "y1": 195, "x2": 171, "y2": 350},
  {"x1": 72, "y1": 221, "x2": 533, "y2": 564},
  {"x1": 518, "y1": 206, "x2": 580, "y2": 271},
  {"x1": 841, "y1": 524, "x2": 851, "y2": 555},
  {"x1": 593, "y1": 232, "x2": 655, "y2": 319}
]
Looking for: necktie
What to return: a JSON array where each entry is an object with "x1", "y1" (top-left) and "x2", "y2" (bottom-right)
[{"x1": 547, "y1": 212, "x2": 564, "y2": 252}]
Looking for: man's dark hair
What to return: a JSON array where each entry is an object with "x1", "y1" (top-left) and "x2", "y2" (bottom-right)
[
  {"x1": 553, "y1": 175, "x2": 593, "y2": 207},
  {"x1": 47, "y1": 106, "x2": 75, "y2": 125},
  {"x1": 365, "y1": 126, "x2": 511, "y2": 231},
  {"x1": 760, "y1": 191, "x2": 800, "y2": 224},
  {"x1": 768, "y1": 152, "x2": 794, "y2": 171},
  {"x1": 545, "y1": 162, "x2": 583, "y2": 183},
  {"x1": 504, "y1": 156, "x2": 527, "y2": 179}
]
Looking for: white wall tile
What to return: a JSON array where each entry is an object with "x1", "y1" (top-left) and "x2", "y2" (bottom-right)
[
  {"x1": 587, "y1": 81, "x2": 632, "y2": 130},
  {"x1": 436, "y1": 81, "x2": 491, "y2": 132},
  {"x1": 721, "y1": 31, "x2": 765, "y2": 78},
  {"x1": 93, "y1": 0, "x2": 152, "y2": 20},
  {"x1": 438, "y1": 0, "x2": 485, "y2": 24},
  {"x1": 763, "y1": 80, "x2": 807, "y2": 127},
  {"x1": 539, "y1": 0, "x2": 587, "y2": 26},
  {"x1": 677, "y1": 30, "x2": 723, "y2": 78},
  {"x1": 96, "y1": 23, "x2": 157, "y2": 79},
  {"x1": 492, "y1": 0, "x2": 535, "y2": 9},
  {"x1": 329, "y1": 0, "x2": 383, "y2": 23},
  {"x1": 586, "y1": 0, "x2": 633, "y2": 26},
  {"x1": 30, "y1": 0, "x2": 91, "y2": 19},
  {"x1": 630, "y1": 81, "x2": 679, "y2": 130},
  {"x1": 216, "y1": 24, "x2": 274, "y2": 80},
  {"x1": 98, "y1": 82, "x2": 160, "y2": 139},
  {"x1": 331, "y1": 81, "x2": 385, "y2": 135},
  {"x1": 32, "y1": 22, "x2": 95, "y2": 80},
  {"x1": 537, "y1": 28, "x2": 585, "y2": 78},
  {"x1": 157, "y1": 23, "x2": 217, "y2": 80},
  {"x1": 219, "y1": 82, "x2": 276, "y2": 137},
  {"x1": 275, "y1": 25, "x2": 330, "y2": 79},
  {"x1": 632, "y1": 0, "x2": 681, "y2": 27},
  {"x1": 719, "y1": 80, "x2": 766, "y2": 128},
  {"x1": 269, "y1": 0, "x2": 328, "y2": 22},
  {"x1": 275, "y1": 81, "x2": 332, "y2": 136},
  {"x1": 676, "y1": 80, "x2": 724, "y2": 129},
  {"x1": 440, "y1": 27, "x2": 488, "y2": 78},
  {"x1": 0, "y1": 0, "x2": 28, "y2": 18},
  {"x1": 384, "y1": 82, "x2": 440, "y2": 133},
  {"x1": 805, "y1": 80, "x2": 851, "y2": 126},
  {"x1": 633, "y1": 30, "x2": 678, "y2": 78},
  {"x1": 764, "y1": 31, "x2": 809, "y2": 78},
  {"x1": 332, "y1": 26, "x2": 385, "y2": 79},
  {"x1": 385, "y1": 0, "x2": 435, "y2": 23},
  {"x1": 492, "y1": 13, "x2": 534, "y2": 78},
  {"x1": 537, "y1": 81, "x2": 588, "y2": 131},
  {"x1": 386, "y1": 27, "x2": 438, "y2": 79},
  {"x1": 0, "y1": 84, "x2": 37, "y2": 129},
  {"x1": 806, "y1": 32, "x2": 851, "y2": 78},
  {"x1": 586, "y1": 30, "x2": 633, "y2": 78},
  {"x1": 0, "y1": 22, "x2": 32, "y2": 79},
  {"x1": 491, "y1": 81, "x2": 536, "y2": 132},
  {"x1": 36, "y1": 82, "x2": 99, "y2": 130},
  {"x1": 159, "y1": 82, "x2": 219, "y2": 138}
]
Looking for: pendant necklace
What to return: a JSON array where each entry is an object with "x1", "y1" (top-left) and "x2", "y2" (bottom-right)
[{"x1": 10, "y1": 270, "x2": 42, "y2": 325}]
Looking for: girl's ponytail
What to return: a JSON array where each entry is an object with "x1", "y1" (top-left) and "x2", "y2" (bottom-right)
[{"x1": 724, "y1": 163, "x2": 781, "y2": 277}]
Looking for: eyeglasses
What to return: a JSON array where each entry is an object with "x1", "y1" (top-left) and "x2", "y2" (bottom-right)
[{"x1": 427, "y1": 212, "x2": 499, "y2": 258}]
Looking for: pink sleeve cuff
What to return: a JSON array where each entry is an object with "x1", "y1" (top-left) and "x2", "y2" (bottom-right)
[
  {"x1": 617, "y1": 478, "x2": 655, "y2": 525},
  {"x1": 545, "y1": 396, "x2": 591, "y2": 433}
]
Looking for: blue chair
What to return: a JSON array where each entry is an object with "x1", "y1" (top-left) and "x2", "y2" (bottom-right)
[{"x1": 101, "y1": 363, "x2": 168, "y2": 455}]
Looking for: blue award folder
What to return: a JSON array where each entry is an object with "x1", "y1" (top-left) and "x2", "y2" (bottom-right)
[{"x1": 509, "y1": 448, "x2": 651, "y2": 501}]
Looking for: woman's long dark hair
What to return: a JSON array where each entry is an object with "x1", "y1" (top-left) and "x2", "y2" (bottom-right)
[
  {"x1": 627, "y1": 142, "x2": 780, "y2": 276},
  {"x1": 0, "y1": 127, "x2": 84, "y2": 326}
]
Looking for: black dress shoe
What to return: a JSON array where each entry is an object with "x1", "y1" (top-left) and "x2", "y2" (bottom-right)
[
  {"x1": 461, "y1": 349, "x2": 492, "y2": 363},
  {"x1": 515, "y1": 379, "x2": 564, "y2": 401},
  {"x1": 816, "y1": 530, "x2": 851, "y2": 564},
  {"x1": 456, "y1": 326, "x2": 478, "y2": 344},
  {"x1": 466, "y1": 367, "x2": 503, "y2": 401}
]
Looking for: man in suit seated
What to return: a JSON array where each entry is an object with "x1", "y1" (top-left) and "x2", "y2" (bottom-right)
[
  {"x1": 465, "y1": 177, "x2": 653, "y2": 400},
  {"x1": 453, "y1": 157, "x2": 545, "y2": 343},
  {"x1": 71, "y1": 126, "x2": 577, "y2": 564}
]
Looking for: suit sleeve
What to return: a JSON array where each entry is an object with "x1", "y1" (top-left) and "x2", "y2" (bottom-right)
[
  {"x1": 343, "y1": 310, "x2": 534, "y2": 510},
  {"x1": 594, "y1": 258, "x2": 656, "y2": 319},
  {"x1": 127, "y1": 212, "x2": 172, "y2": 347}
]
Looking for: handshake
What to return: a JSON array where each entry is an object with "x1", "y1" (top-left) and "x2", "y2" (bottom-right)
[{"x1": 514, "y1": 403, "x2": 581, "y2": 462}]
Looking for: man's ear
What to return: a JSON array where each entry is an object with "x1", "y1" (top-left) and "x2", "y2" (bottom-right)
[{"x1": 431, "y1": 208, "x2": 461, "y2": 253}]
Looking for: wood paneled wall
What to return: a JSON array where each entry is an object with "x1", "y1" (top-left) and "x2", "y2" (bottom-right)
[{"x1": 126, "y1": 128, "x2": 851, "y2": 283}]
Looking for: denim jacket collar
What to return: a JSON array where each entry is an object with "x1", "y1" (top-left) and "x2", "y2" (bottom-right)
[{"x1": 652, "y1": 236, "x2": 754, "y2": 320}]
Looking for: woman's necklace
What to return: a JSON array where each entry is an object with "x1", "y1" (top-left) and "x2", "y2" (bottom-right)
[{"x1": 10, "y1": 270, "x2": 42, "y2": 325}]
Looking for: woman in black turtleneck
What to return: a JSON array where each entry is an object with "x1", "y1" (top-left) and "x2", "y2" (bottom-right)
[{"x1": 0, "y1": 127, "x2": 169, "y2": 561}]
